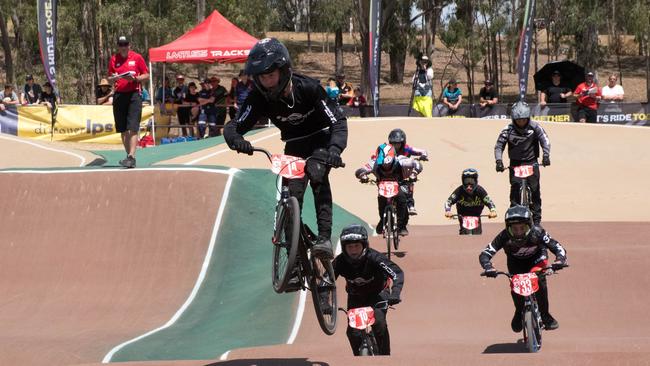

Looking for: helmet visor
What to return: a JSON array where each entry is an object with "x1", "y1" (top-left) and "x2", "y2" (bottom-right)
[
  {"x1": 343, "y1": 242, "x2": 365, "y2": 259},
  {"x1": 508, "y1": 222, "x2": 530, "y2": 239}
]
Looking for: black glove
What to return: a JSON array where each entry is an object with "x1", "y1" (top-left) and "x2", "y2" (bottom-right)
[
  {"x1": 387, "y1": 294, "x2": 402, "y2": 306},
  {"x1": 495, "y1": 160, "x2": 505, "y2": 172},
  {"x1": 232, "y1": 138, "x2": 253, "y2": 155},
  {"x1": 542, "y1": 155, "x2": 551, "y2": 167},
  {"x1": 359, "y1": 175, "x2": 369, "y2": 184},
  {"x1": 327, "y1": 147, "x2": 344, "y2": 168},
  {"x1": 552, "y1": 256, "x2": 567, "y2": 270},
  {"x1": 483, "y1": 267, "x2": 498, "y2": 278},
  {"x1": 419, "y1": 155, "x2": 429, "y2": 162}
]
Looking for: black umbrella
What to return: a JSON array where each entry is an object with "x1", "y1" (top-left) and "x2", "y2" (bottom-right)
[{"x1": 534, "y1": 61, "x2": 585, "y2": 92}]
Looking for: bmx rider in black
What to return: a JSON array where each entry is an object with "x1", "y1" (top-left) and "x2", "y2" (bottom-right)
[
  {"x1": 479, "y1": 205, "x2": 567, "y2": 332},
  {"x1": 333, "y1": 224, "x2": 404, "y2": 356},
  {"x1": 444, "y1": 168, "x2": 497, "y2": 234},
  {"x1": 494, "y1": 101, "x2": 551, "y2": 225},
  {"x1": 224, "y1": 38, "x2": 348, "y2": 259}
]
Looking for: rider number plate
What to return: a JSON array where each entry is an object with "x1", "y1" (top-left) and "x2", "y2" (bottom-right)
[
  {"x1": 271, "y1": 154, "x2": 306, "y2": 179},
  {"x1": 510, "y1": 273, "x2": 539, "y2": 296},
  {"x1": 378, "y1": 181, "x2": 399, "y2": 198},
  {"x1": 461, "y1": 216, "x2": 480, "y2": 230},
  {"x1": 348, "y1": 307, "x2": 376, "y2": 330},
  {"x1": 513, "y1": 165, "x2": 534, "y2": 178}
]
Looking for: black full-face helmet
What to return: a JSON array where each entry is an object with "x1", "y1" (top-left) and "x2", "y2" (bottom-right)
[
  {"x1": 388, "y1": 128, "x2": 406, "y2": 152},
  {"x1": 245, "y1": 38, "x2": 293, "y2": 102},
  {"x1": 504, "y1": 205, "x2": 534, "y2": 243},
  {"x1": 340, "y1": 224, "x2": 369, "y2": 265},
  {"x1": 461, "y1": 168, "x2": 479, "y2": 194}
]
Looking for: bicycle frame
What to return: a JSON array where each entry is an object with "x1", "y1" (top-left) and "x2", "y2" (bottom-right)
[
  {"x1": 339, "y1": 301, "x2": 390, "y2": 356},
  {"x1": 509, "y1": 164, "x2": 537, "y2": 207},
  {"x1": 450, "y1": 214, "x2": 490, "y2": 235}
]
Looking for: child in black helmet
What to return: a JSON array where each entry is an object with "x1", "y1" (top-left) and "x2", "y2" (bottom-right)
[
  {"x1": 444, "y1": 168, "x2": 497, "y2": 234},
  {"x1": 224, "y1": 38, "x2": 348, "y2": 260},
  {"x1": 333, "y1": 224, "x2": 404, "y2": 356}
]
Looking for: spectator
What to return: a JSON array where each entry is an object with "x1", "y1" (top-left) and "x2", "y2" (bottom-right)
[
  {"x1": 227, "y1": 76, "x2": 239, "y2": 120},
  {"x1": 574, "y1": 71, "x2": 602, "y2": 123},
  {"x1": 96, "y1": 78, "x2": 113, "y2": 105},
  {"x1": 197, "y1": 78, "x2": 215, "y2": 138},
  {"x1": 540, "y1": 70, "x2": 572, "y2": 108},
  {"x1": 21, "y1": 75, "x2": 42, "y2": 105},
  {"x1": 184, "y1": 81, "x2": 200, "y2": 136},
  {"x1": 325, "y1": 77, "x2": 340, "y2": 104},
  {"x1": 140, "y1": 87, "x2": 151, "y2": 105},
  {"x1": 479, "y1": 79, "x2": 498, "y2": 111},
  {"x1": 173, "y1": 74, "x2": 191, "y2": 135},
  {"x1": 601, "y1": 73, "x2": 624, "y2": 102},
  {"x1": 107, "y1": 35, "x2": 149, "y2": 168},
  {"x1": 233, "y1": 71, "x2": 253, "y2": 119},
  {"x1": 336, "y1": 73, "x2": 354, "y2": 105},
  {"x1": 0, "y1": 84, "x2": 19, "y2": 111},
  {"x1": 155, "y1": 77, "x2": 174, "y2": 108},
  {"x1": 40, "y1": 82, "x2": 58, "y2": 110},
  {"x1": 412, "y1": 55, "x2": 434, "y2": 117},
  {"x1": 210, "y1": 76, "x2": 228, "y2": 136},
  {"x1": 442, "y1": 79, "x2": 462, "y2": 115},
  {"x1": 347, "y1": 87, "x2": 367, "y2": 108}
]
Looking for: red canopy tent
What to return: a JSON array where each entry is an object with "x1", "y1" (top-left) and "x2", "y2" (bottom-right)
[
  {"x1": 146, "y1": 10, "x2": 258, "y2": 142},
  {"x1": 149, "y1": 10, "x2": 258, "y2": 63}
]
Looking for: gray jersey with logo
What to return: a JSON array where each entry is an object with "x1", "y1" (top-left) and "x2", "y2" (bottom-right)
[{"x1": 494, "y1": 120, "x2": 551, "y2": 165}]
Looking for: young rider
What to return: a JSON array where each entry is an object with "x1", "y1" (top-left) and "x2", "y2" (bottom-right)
[{"x1": 444, "y1": 168, "x2": 497, "y2": 234}]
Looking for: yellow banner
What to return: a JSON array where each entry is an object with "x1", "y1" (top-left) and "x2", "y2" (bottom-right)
[{"x1": 17, "y1": 105, "x2": 153, "y2": 143}]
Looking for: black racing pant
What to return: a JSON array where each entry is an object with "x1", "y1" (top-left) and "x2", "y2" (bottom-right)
[
  {"x1": 177, "y1": 107, "x2": 192, "y2": 136},
  {"x1": 507, "y1": 256, "x2": 551, "y2": 319},
  {"x1": 346, "y1": 296, "x2": 391, "y2": 356},
  {"x1": 509, "y1": 163, "x2": 541, "y2": 224},
  {"x1": 378, "y1": 183, "x2": 409, "y2": 230},
  {"x1": 284, "y1": 134, "x2": 333, "y2": 240},
  {"x1": 407, "y1": 182, "x2": 415, "y2": 208}
]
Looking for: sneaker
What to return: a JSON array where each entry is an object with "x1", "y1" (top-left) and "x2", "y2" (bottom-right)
[
  {"x1": 284, "y1": 268, "x2": 302, "y2": 292},
  {"x1": 408, "y1": 205, "x2": 418, "y2": 216},
  {"x1": 542, "y1": 314, "x2": 559, "y2": 330},
  {"x1": 311, "y1": 237, "x2": 334, "y2": 260},
  {"x1": 511, "y1": 311, "x2": 523, "y2": 332},
  {"x1": 375, "y1": 222, "x2": 384, "y2": 235},
  {"x1": 119, "y1": 155, "x2": 136, "y2": 169},
  {"x1": 398, "y1": 228, "x2": 409, "y2": 236}
]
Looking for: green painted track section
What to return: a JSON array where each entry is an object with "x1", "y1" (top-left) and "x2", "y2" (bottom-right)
[
  {"x1": 110, "y1": 168, "x2": 369, "y2": 362},
  {"x1": 92, "y1": 127, "x2": 269, "y2": 168}
]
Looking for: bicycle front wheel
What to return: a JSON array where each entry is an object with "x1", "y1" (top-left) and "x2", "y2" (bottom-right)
[
  {"x1": 384, "y1": 205, "x2": 393, "y2": 259},
  {"x1": 524, "y1": 310, "x2": 541, "y2": 353},
  {"x1": 392, "y1": 205, "x2": 400, "y2": 251},
  {"x1": 310, "y1": 256, "x2": 338, "y2": 335},
  {"x1": 272, "y1": 197, "x2": 300, "y2": 293}
]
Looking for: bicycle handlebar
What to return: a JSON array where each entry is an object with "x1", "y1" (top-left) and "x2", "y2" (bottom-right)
[
  {"x1": 337, "y1": 300, "x2": 393, "y2": 314},
  {"x1": 449, "y1": 214, "x2": 491, "y2": 219},
  {"x1": 252, "y1": 147, "x2": 346, "y2": 168},
  {"x1": 480, "y1": 264, "x2": 569, "y2": 279}
]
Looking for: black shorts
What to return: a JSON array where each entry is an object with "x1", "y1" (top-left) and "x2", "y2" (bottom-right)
[
  {"x1": 113, "y1": 92, "x2": 142, "y2": 133},
  {"x1": 577, "y1": 106, "x2": 597, "y2": 123}
]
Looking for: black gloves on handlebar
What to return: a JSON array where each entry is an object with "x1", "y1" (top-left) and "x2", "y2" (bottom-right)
[
  {"x1": 327, "y1": 146, "x2": 344, "y2": 168},
  {"x1": 495, "y1": 160, "x2": 505, "y2": 172},
  {"x1": 552, "y1": 256, "x2": 567, "y2": 270},
  {"x1": 231, "y1": 137, "x2": 253, "y2": 155},
  {"x1": 483, "y1": 268, "x2": 498, "y2": 278},
  {"x1": 542, "y1": 155, "x2": 551, "y2": 167},
  {"x1": 380, "y1": 289, "x2": 401, "y2": 306},
  {"x1": 419, "y1": 155, "x2": 429, "y2": 162}
]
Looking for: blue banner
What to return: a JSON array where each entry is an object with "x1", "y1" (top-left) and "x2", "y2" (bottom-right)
[
  {"x1": 516, "y1": 0, "x2": 535, "y2": 101},
  {"x1": 37, "y1": 0, "x2": 58, "y2": 94}
]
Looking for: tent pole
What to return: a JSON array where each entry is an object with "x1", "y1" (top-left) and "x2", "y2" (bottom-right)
[{"x1": 149, "y1": 61, "x2": 156, "y2": 145}]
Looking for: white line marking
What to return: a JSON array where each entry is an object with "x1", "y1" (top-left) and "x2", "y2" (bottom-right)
[
  {"x1": 0, "y1": 134, "x2": 87, "y2": 166},
  {"x1": 219, "y1": 350, "x2": 231, "y2": 360},
  {"x1": 101, "y1": 168, "x2": 237, "y2": 363},
  {"x1": 286, "y1": 289, "x2": 307, "y2": 345},
  {"x1": 184, "y1": 129, "x2": 280, "y2": 165},
  {"x1": 0, "y1": 167, "x2": 237, "y2": 175}
]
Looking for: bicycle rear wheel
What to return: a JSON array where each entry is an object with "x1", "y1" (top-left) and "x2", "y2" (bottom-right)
[
  {"x1": 384, "y1": 205, "x2": 393, "y2": 259},
  {"x1": 272, "y1": 197, "x2": 300, "y2": 293},
  {"x1": 520, "y1": 181, "x2": 530, "y2": 207},
  {"x1": 392, "y1": 204, "x2": 400, "y2": 251},
  {"x1": 310, "y1": 255, "x2": 338, "y2": 335},
  {"x1": 524, "y1": 310, "x2": 541, "y2": 353}
]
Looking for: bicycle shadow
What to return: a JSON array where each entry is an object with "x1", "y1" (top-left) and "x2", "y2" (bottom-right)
[
  {"x1": 206, "y1": 359, "x2": 329, "y2": 366},
  {"x1": 381, "y1": 251, "x2": 407, "y2": 258},
  {"x1": 482, "y1": 339, "x2": 528, "y2": 354}
]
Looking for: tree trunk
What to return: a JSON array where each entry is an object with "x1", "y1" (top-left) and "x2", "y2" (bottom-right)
[
  {"x1": 388, "y1": 46, "x2": 406, "y2": 84},
  {"x1": 334, "y1": 27, "x2": 344, "y2": 75},
  {"x1": 575, "y1": 22, "x2": 599, "y2": 72},
  {"x1": 0, "y1": 10, "x2": 13, "y2": 84},
  {"x1": 646, "y1": 36, "x2": 649, "y2": 103},
  {"x1": 307, "y1": 0, "x2": 312, "y2": 52}
]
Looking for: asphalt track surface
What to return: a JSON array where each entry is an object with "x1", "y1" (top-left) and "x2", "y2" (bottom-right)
[{"x1": 2, "y1": 117, "x2": 650, "y2": 365}]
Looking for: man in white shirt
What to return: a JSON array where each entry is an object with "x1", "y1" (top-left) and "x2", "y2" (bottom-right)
[{"x1": 601, "y1": 74, "x2": 624, "y2": 103}]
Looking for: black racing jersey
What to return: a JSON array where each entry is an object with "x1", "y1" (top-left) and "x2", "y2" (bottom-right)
[
  {"x1": 445, "y1": 185, "x2": 496, "y2": 217},
  {"x1": 334, "y1": 248, "x2": 404, "y2": 305},
  {"x1": 479, "y1": 226, "x2": 566, "y2": 269},
  {"x1": 494, "y1": 120, "x2": 551, "y2": 165},
  {"x1": 224, "y1": 73, "x2": 348, "y2": 153}
]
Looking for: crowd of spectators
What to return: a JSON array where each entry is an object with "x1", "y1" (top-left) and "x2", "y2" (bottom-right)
[{"x1": 0, "y1": 75, "x2": 60, "y2": 113}]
